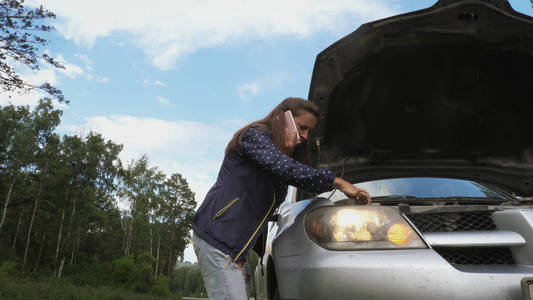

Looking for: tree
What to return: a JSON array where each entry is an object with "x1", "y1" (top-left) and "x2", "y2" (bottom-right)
[
  {"x1": 0, "y1": 99, "x2": 200, "y2": 296},
  {"x1": 0, "y1": 0, "x2": 65, "y2": 103},
  {"x1": 170, "y1": 264, "x2": 206, "y2": 297},
  {"x1": 0, "y1": 99, "x2": 60, "y2": 236},
  {"x1": 0, "y1": 104, "x2": 29, "y2": 235},
  {"x1": 21, "y1": 100, "x2": 61, "y2": 270},
  {"x1": 163, "y1": 173, "x2": 195, "y2": 279},
  {"x1": 119, "y1": 156, "x2": 166, "y2": 258}
]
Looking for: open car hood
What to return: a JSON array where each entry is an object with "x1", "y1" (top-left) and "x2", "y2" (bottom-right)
[{"x1": 308, "y1": 0, "x2": 533, "y2": 195}]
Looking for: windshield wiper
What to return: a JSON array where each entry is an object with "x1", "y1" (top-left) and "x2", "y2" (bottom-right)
[
  {"x1": 371, "y1": 195, "x2": 420, "y2": 204},
  {"x1": 372, "y1": 195, "x2": 417, "y2": 202},
  {"x1": 515, "y1": 196, "x2": 533, "y2": 202},
  {"x1": 436, "y1": 197, "x2": 508, "y2": 204},
  {"x1": 372, "y1": 196, "x2": 508, "y2": 205},
  {"x1": 372, "y1": 195, "x2": 417, "y2": 199}
]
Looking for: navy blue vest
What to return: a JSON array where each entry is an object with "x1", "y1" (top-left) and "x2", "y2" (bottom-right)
[
  {"x1": 193, "y1": 151, "x2": 284, "y2": 263},
  {"x1": 192, "y1": 126, "x2": 334, "y2": 263}
]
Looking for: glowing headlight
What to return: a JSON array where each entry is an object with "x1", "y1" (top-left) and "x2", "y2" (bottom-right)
[{"x1": 304, "y1": 206, "x2": 426, "y2": 250}]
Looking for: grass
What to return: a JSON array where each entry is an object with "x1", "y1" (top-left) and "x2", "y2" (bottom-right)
[{"x1": 0, "y1": 275, "x2": 181, "y2": 300}]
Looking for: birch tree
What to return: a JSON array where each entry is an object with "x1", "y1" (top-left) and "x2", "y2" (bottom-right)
[{"x1": 21, "y1": 100, "x2": 61, "y2": 271}]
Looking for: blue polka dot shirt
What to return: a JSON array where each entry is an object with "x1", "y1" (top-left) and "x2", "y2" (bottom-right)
[{"x1": 239, "y1": 126, "x2": 335, "y2": 199}]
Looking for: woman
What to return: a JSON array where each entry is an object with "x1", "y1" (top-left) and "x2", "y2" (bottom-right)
[{"x1": 192, "y1": 97, "x2": 371, "y2": 299}]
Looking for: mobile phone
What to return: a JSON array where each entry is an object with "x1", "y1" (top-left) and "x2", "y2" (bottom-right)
[{"x1": 284, "y1": 110, "x2": 300, "y2": 141}]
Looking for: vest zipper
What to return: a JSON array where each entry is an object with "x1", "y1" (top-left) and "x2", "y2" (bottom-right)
[
  {"x1": 212, "y1": 197, "x2": 240, "y2": 220},
  {"x1": 234, "y1": 194, "x2": 277, "y2": 262}
]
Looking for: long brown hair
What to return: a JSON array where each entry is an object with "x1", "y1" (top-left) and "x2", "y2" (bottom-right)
[{"x1": 226, "y1": 97, "x2": 320, "y2": 164}]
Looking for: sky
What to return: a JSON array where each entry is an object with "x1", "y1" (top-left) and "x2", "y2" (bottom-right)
[{"x1": 3, "y1": 0, "x2": 532, "y2": 262}]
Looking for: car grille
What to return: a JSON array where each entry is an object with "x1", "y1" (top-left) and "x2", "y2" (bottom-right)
[
  {"x1": 434, "y1": 247, "x2": 515, "y2": 265},
  {"x1": 406, "y1": 211, "x2": 496, "y2": 232},
  {"x1": 405, "y1": 210, "x2": 516, "y2": 266}
]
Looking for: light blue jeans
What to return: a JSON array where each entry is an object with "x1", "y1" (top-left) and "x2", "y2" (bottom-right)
[{"x1": 192, "y1": 233, "x2": 251, "y2": 300}]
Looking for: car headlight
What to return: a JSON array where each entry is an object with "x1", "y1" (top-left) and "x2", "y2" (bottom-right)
[{"x1": 304, "y1": 206, "x2": 427, "y2": 250}]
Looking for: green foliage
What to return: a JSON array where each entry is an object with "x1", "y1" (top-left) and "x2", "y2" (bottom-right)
[
  {"x1": 65, "y1": 263, "x2": 109, "y2": 287},
  {"x1": 0, "y1": 98, "x2": 197, "y2": 296},
  {"x1": 151, "y1": 276, "x2": 170, "y2": 296},
  {"x1": 170, "y1": 253, "x2": 259, "y2": 297},
  {"x1": 170, "y1": 266, "x2": 186, "y2": 293},
  {"x1": 0, "y1": 273, "x2": 181, "y2": 299},
  {"x1": 170, "y1": 264, "x2": 206, "y2": 298},
  {"x1": 110, "y1": 256, "x2": 136, "y2": 289},
  {"x1": 134, "y1": 252, "x2": 155, "y2": 293},
  {"x1": 136, "y1": 251, "x2": 156, "y2": 266},
  {"x1": 0, "y1": 261, "x2": 19, "y2": 277}
]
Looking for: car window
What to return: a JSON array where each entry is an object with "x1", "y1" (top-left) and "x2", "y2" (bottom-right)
[{"x1": 317, "y1": 177, "x2": 513, "y2": 201}]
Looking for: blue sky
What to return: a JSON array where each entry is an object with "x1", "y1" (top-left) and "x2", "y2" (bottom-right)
[{"x1": 4, "y1": 0, "x2": 531, "y2": 262}]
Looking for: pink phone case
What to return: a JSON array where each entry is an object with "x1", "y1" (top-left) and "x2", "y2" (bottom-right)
[{"x1": 285, "y1": 110, "x2": 300, "y2": 141}]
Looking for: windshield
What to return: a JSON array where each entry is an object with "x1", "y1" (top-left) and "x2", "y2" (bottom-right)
[{"x1": 318, "y1": 177, "x2": 513, "y2": 202}]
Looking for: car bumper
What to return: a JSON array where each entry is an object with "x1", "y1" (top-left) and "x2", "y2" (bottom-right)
[{"x1": 274, "y1": 246, "x2": 533, "y2": 300}]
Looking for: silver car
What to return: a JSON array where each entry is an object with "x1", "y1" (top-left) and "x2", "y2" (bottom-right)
[{"x1": 252, "y1": 0, "x2": 533, "y2": 299}]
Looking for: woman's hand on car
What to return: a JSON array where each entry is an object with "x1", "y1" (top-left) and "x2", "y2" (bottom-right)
[{"x1": 333, "y1": 177, "x2": 371, "y2": 205}]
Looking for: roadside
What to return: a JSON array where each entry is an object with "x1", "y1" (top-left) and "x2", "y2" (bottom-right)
[{"x1": 181, "y1": 297, "x2": 255, "y2": 300}]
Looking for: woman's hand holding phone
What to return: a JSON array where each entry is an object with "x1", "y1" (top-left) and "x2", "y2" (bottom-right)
[{"x1": 284, "y1": 111, "x2": 300, "y2": 154}]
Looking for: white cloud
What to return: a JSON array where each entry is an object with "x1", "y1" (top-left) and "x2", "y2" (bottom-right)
[
  {"x1": 157, "y1": 96, "x2": 169, "y2": 104},
  {"x1": 43, "y1": 53, "x2": 85, "y2": 80},
  {"x1": 78, "y1": 114, "x2": 239, "y2": 164},
  {"x1": 74, "y1": 54, "x2": 94, "y2": 66},
  {"x1": 14, "y1": 52, "x2": 109, "y2": 91},
  {"x1": 32, "y1": 0, "x2": 397, "y2": 70},
  {"x1": 237, "y1": 81, "x2": 262, "y2": 101},
  {"x1": 82, "y1": 115, "x2": 226, "y2": 154},
  {"x1": 142, "y1": 79, "x2": 166, "y2": 88},
  {"x1": 71, "y1": 54, "x2": 110, "y2": 82},
  {"x1": 95, "y1": 76, "x2": 111, "y2": 83},
  {"x1": 117, "y1": 42, "x2": 126, "y2": 47},
  {"x1": 54, "y1": 58, "x2": 108, "y2": 83},
  {"x1": 74, "y1": 114, "x2": 242, "y2": 173},
  {"x1": 236, "y1": 71, "x2": 293, "y2": 101},
  {"x1": 25, "y1": 67, "x2": 59, "y2": 86}
]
